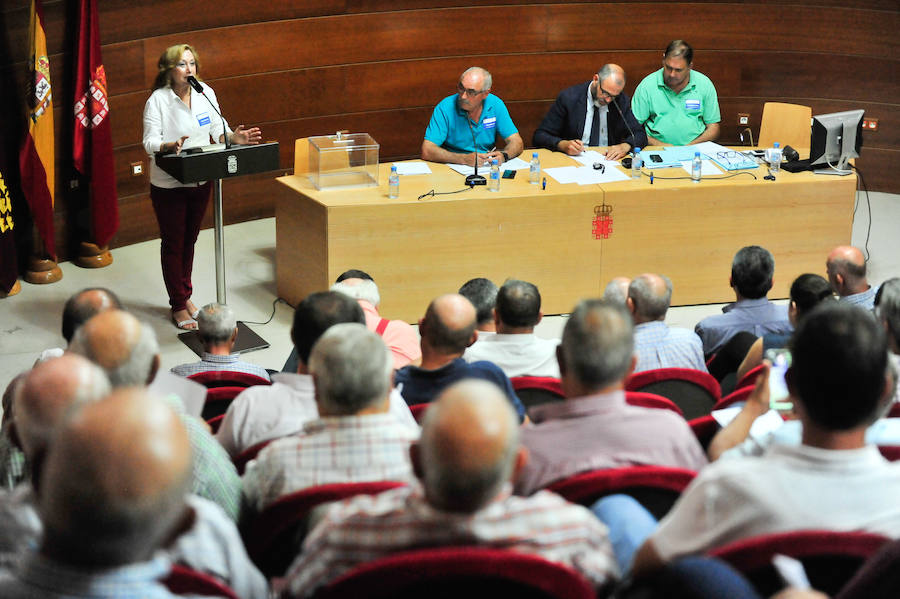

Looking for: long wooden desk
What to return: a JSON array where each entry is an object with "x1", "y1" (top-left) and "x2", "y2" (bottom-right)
[{"x1": 276, "y1": 148, "x2": 855, "y2": 322}]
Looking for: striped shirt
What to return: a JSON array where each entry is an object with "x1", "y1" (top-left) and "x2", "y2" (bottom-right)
[
  {"x1": 839, "y1": 286, "x2": 876, "y2": 311},
  {"x1": 633, "y1": 321, "x2": 708, "y2": 373},
  {"x1": 171, "y1": 352, "x2": 270, "y2": 381},
  {"x1": 285, "y1": 484, "x2": 618, "y2": 597},
  {"x1": 241, "y1": 413, "x2": 418, "y2": 512}
]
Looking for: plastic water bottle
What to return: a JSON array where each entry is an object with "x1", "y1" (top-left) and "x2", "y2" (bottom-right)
[
  {"x1": 489, "y1": 159, "x2": 500, "y2": 192},
  {"x1": 388, "y1": 165, "x2": 399, "y2": 198},
  {"x1": 632, "y1": 147, "x2": 643, "y2": 180},
  {"x1": 529, "y1": 152, "x2": 541, "y2": 184},
  {"x1": 768, "y1": 142, "x2": 782, "y2": 173},
  {"x1": 691, "y1": 152, "x2": 702, "y2": 182}
]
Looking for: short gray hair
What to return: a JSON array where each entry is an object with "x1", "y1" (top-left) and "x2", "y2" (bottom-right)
[
  {"x1": 331, "y1": 279, "x2": 380, "y2": 307},
  {"x1": 463, "y1": 66, "x2": 492, "y2": 92},
  {"x1": 602, "y1": 278, "x2": 630, "y2": 305},
  {"x1": 197, "y1": 303, "x2": 236, "y2": 345},
  {"x1": 598, "y1": 64, "x2": 624, "y2": 86},
  {"x1": 308, "y1": 323, "x2": 392, "y2": 415},
  {"x1": 70, "y1": 320, "x2": 160, "y2": 388},
  {"x1": 628, "y1": 274, "x2": 672, "y2": 321},
  {"x1": 561, "y1": 299, "x2": 634, "y2": 389}
]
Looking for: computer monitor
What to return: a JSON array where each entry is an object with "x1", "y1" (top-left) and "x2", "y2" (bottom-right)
[{"x1": 809, "y1": 109, "x2": 864, "y2": 175}]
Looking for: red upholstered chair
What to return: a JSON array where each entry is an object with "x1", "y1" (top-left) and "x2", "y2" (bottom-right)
[
  {"x1": 734, "y1": 364, "x2": 766, "y2": 391},
  {"x1": 877, "y1": 445, "x2": 900, "y2": 461},
  {"x1": 201, "y1": 386, "x2": 246, "y2": 421},
  {"x1": 313, "y1": 547, "x2": 598, "y2": 599},
  {"x1": 511, "y1": 376, "x2": 565, "y2": 413},
  {"x1": 205, "y1": 413, "x2": 225, "y2": 434},
  {"x1": 188, "y1": 370, "x2": 271, "y2": 388},
  {"x1": 625, "y1": 368, "x2": 721, "y2": 420},
  {"x1": 409, "y1": 403, "x2": 429, "y2": 424},
  {"x1": 163, "y1": 564, "x2": 240, "y2": 599},
  {"x1": 233, "y1": 438, "x2": 274, "y2": 475},
  {"x1": 625, "y1": 391, "x2": 685, "y2": 417},
  {"x1": 887, "y1": 402, "x2": 900, "y2": 418},
  {"x1": 545, "y1": 466, "x2": 697, "y2": 520},
  {"x1": 712, "y1": 385, "x2": 754, "y2": 411},
  {"x1": 688, "y1": 414, "x2": 721, "y2": 451},
  {"x1": 242, "y1": 481, "x2": 407, "y2": 577},
  {"x1": 708, "y1": 530, "x2": 890, "y2": 597}
]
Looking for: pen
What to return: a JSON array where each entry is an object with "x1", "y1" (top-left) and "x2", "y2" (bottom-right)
[
  {"x1": 542, "y1": 177, "x2": 547, "y2": 190},
  {"x1": 650, "y1": 172, "x2": 654, "y2": 185}
]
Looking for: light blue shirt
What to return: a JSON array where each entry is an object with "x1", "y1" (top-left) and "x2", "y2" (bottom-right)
[
  {"x1": 633, "y1": 321, "x2": 708, "y2": 373},
  {"x1": 424, "y1": 94, "x2": 518, "y2": 154},
  {"x1": 695, "y1": 297, "x2": 792, "y2": 356},
  {"x1": 840, "y1": 286, "x2": 876, "y2": 311}
]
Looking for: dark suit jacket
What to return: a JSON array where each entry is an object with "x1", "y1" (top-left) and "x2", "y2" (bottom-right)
[{"x1": 532, "y1": 81, "x2": 648, "y2": 152}]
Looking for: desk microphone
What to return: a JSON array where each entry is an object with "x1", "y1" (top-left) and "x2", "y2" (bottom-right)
[
  {"x1": 610, "y1": 96, "x2": 637, "y2": 154},
  {"x1": 187, "y1": 75, "x2": 230, "y2": 149},
  {"x1": 465, "y1": 121, "x2": 486, "y2": 186}
]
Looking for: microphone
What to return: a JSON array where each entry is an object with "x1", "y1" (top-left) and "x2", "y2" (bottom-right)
[
  {"x1": 465, "y1": 121, "x2": 486, "y2": 187},
  {"x1": 610, "y1": 96, "x2": 637, "y2": 154},
  {"x1": 186, "y1": 75, "x2": 230, "y2": 149}
]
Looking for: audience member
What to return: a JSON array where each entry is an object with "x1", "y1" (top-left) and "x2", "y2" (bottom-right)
[
  {"x1": 463, "y1": 279, "x2": 560, "y2": 378},
  {"x1": 827, "y1": 245, "x2": 876, "y2": 309},
  {"x1": 282, "y1": 379, "x2": 618, "y2": 597},
  {"x1": 330, "y1": 269, "x2": 421, "y2": 369},
  {"x1": 242, "y1": 323, "x2": 418, "y2": 513},
  {"x1": 628, "y1": 303, "x2": 900, "y2": 577},
  {"x1": 515, "y1": 300, "x2": 706, "y2": 496},
  {"x1": 628, "y1": 274, "x2": 706, "y2": 372},
  {"x1": 875, "y1": 278, "x2": 900, "y2": 403},
  {"x1": 171, "y1": 302, "x2": 270, "y2": 381},
  {"x1": 394, "y1": 294, "x2": 525, "y2": 419},
  {"x1": 603, "y1": 276, "x2": 632, "y2": 305},
  {"x1": 35, "y1": 287, "x2": 122, "y2": 364},
  {"x1": 459, "y1": 277, "x2": 499, "y2": 333},
  {"x1": 694, "y1": 245, "x2": 791, "y2": 356},
  {"x1": 68, "y1": 310, "x2": 242, "y2": 520},
  {"x1": 0, "y1": 375, "x2": 27, "y2": 490},
  {"x1": 216, "y1": 291, "x2": 416, "y2": 458}
]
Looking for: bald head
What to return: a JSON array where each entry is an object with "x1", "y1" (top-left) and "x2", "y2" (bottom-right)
[
  {"x1": 416, "y1": 379, "x2": 520, "y2": 513},
  {"x1": 39, "y1": 388, "x2": 192, "y2": 567},
  {"x1": 602, "y1": 277, "x2": 632, "y2": 305},
  {"x1": 420, "y1": 294, "x2": 477, "y2": 355},
  {"x1": 598, "y1": 63, "x2": 625, "y2": 87},
  {"x1": 14, "y1": 354, "x2": 110, "y2": 461},
  {"x1": 68, "y1": 310, "x2": 160, "y2": 387},
  {"x1": 826, "y1": 245, "x2": 869, "y2": 296},
  {"x1": 628, "y1": 273, "x2": 673, "y2": 323},
  {"x1": 62, "y1": 287, "x2": 122, "y2": 343}
]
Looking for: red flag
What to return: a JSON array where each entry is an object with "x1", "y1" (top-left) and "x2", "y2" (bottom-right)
[
  {"x1": 73, "y1": 0, "x2": 118, "y2": 248},
  {"x1": 0, "y1": 166, "x2": 17, "y2": 294},
  {"x1": 18, "y1": 0, "x2": 56, "y2": 259}
]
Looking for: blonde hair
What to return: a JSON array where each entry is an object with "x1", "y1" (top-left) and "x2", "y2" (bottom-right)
[{"x1": 153, "y1": 44, "x2": 201, "y2": 91}]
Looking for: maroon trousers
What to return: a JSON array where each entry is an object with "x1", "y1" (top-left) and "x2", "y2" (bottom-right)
[{"x1": 150, "y1": 182, "x2": 211, "y2": 312}]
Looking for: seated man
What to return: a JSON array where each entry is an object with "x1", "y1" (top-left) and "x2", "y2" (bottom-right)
[
  {"x1": 631, "y1": 40, "x2": 721, "y2": 146},
  {"x1": 694, "y1": 245, "x2": 792, "y2": 357},
  {"x1": 827, "y1": 245, "x2": 876, "y2": 310},
  {"x1": 459, "y1": 277, "x2": 499, "y2": 334},
  {"x1": 217, "y1": 291, "x2": 416, "y2": 458},
  {"x1": 628, "y1": 274, "x2": 706, "y2": 372},
  {"x1": 630, "y1": 303, "x2": 900, "y2": 577},
  {"x1": 533, "y1": 64, "x2": 647, "y2": 161},
  {"x1": 463, "y1": 279, "x2": 560, "y2": 378},
  {"x1": 394, "y1": 294, "x2": 525, "y2": 420},
  {"x1": 242, "y1": 324, "x2": 418, "y2": 513},
  {"x1": 171, "y1": 302, "x2": 270, "y2": 381},
  {"x1": 877, "y1": 278, "x2": 900, "y2": 403},
  {"x1": 421, "y1": 66, "x2": 524, "y2": 167},
  {"x1": 603, "y1": 276, "x2": 632, "y2": 305},
  {"x1": 35, "y1": 286, "x2": 122, "y2": 364},
  {"x1": 282, "y1": 379, "x2": 618, "y2": 597},
  {"x1": 515, "y1": 300, "x2": 706, "y2": 496}
]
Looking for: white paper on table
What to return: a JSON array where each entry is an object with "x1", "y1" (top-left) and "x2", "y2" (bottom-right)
[
  {"x1": 543, "y1": 166, "x2": 580, "y2": 184},
  {"x1": 571, "y1": 150, "x2": 614, "y2": 167},
  {"x1": 501, "y1": 157, "x2": 531, "y2": 170},
  {"x1": 447, "y1": 163, "x2": 476, "y2": 176},
  {"x1": 711, "y1": 405, "x2": 786, "y2": 440},
  {"x1": 692, "y1": 141, "x2": 732, "y2": 157},
  {"x1": 572, "y1": 166, "x2": 630, "y2": 184},
  {"x1": 393, "y1": 162, "x2": 432, "y2": 176},
  {"x1": 680, "y1": 159, "x2": 722, "y2": 176}
]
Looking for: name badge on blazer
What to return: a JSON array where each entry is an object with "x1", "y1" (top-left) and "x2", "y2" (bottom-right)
[
  {"x1": 684, "y1": 99, "x2": 701, "y2": 111},
  {"x1": 482, "y1": 116, "x2": 497, "y2": 130},
  {"x1": 197, "y1": 112, "x2": 211, "y2": 126}
]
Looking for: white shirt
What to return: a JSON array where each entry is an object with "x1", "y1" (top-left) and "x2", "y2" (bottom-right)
[
  {"x1": 581, "y1": 85, "x2": 609, "y2": 146},
  {"x1": 142, "y1": 85, "x2": 231, "y2": 188},
  {"x1": 463, "y1": 333, "x2": 560, "y2": 378}
]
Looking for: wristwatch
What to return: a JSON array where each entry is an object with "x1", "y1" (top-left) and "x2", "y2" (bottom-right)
[{"x1": 501, "y1": 151, "x2": 509, "y2": 162}]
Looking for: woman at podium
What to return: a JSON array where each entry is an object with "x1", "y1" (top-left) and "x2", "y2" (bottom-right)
[{"x1": 142, "y1": 43, "x2": 261, "y2": 330}]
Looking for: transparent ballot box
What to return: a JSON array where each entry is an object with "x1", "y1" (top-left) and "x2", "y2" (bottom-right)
[{"x1": 308, "y1": 132, "x2": 379, "y2": 190}]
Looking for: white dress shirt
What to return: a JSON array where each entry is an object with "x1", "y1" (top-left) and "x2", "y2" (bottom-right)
[{"x1": 581, "y1": 85, "x2": 609, "y2": 146}]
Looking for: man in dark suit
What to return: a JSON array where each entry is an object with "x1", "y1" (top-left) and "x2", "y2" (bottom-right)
[{"x1": 533, "y1": 64, "x2": 647, "y2": 161}]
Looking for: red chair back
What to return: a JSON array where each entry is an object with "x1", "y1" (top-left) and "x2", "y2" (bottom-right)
[
  {"x1": 205, "y1": 413, "x2": 225, "y2": 434},
  {"x1": 409, "y1": 403, "x2": 429, "y2": 424},
  {"x1": 233, "y1": 438, "x2": 275, "y2": 475},
  {"x1": 734, "y1": 364, "x2": 766, "y2": 391},
  {"x1": 625, "y1": 391, "x2": 684, "y2": 417},
  {"x1": 243, "y1": 481, "x2": 406, "y2": 577},
  {"x1": 546, "y1": 466, "x2": 697, "y2": 520},
  {"x1": 201, "y1": 386, "x2": 245, "y2": 421},
  {"x1": 712, "y1": 385, "x2": 754, "y2": 411},
  {"x1": 163, "y1": 564, "x2": 240, "y2": 599},
  {"x1": 625, "y1": 368, "x2": 721, "y2": 420},
  {"x1": 877, "y1": 445, "x2": 900, "y2": 461},
  {"x1": 188, "y1": 370, "x2": 271, "y2": 389},
  {"x1": 688, "y1": 414, "x2": 721, "y2": 452},
  {"x1": 887, "y1": 403, "x2": 900, "y2": 419},
  {"x1": 314, "y1": 547, "x2": 597, "y2": 599},
  {"x1": 708, "y1": 530, "x2": 889, "y2": 597},
  {"x1": 511, "y1": 376, "x2": 565, "y2": 414}
]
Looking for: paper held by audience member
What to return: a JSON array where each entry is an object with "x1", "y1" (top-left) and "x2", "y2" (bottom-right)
[
  {"x1": 392, "y1": 162, "x2": 432, "y2": 176},
  {"x1": 711, "y1": 405, "x2": 786, "y2": 440}
]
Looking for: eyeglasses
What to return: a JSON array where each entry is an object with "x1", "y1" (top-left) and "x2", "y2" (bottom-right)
[
  {"x1": 597, "y1": 84, "x2": 619, "y2": 101},
  {"x1": 457, "y1": 82, "x2": 485, "y2": 97},
  {"x1": 716, "y1": 151, "x2": 743, "y2": 166}
]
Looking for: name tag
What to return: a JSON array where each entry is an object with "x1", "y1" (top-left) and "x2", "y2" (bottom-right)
[
  {"x1": 684, "y1": 99, "x2": 701, "y2": 111},
  {"x1": 197, "y1": 112, "x2": 211, "y2": 126},
  {"x1": 483, "y1": 116, "x2": 497, "y2": 130}
]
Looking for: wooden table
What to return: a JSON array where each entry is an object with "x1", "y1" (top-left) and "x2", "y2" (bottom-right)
[{"x1": 276, "y1": 148, "x2": 855, "y2": 322}]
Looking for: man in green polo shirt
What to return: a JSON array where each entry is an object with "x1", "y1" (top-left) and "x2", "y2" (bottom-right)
[{"x1": 632, "y1": 40, "x2": 721, "y2": 147}]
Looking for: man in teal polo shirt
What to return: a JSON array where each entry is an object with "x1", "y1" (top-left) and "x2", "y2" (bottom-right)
[
  {"x1": 421, "y1": 66, "x2": 524, "y2": 166},
  {"x1": 632, "y1": 40, "x2": 721, "y2": 147}
]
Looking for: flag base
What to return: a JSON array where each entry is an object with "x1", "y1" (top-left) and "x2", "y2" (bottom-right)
[
  {"x1": 0, "y1": 280, "x2": 21, "y2": 298},
  {"x1": 75, "y1": 241, "x2": 113, "y2": 268},
  {"x1": 25, "y1": 256, "x2": 63, "y2": 285}
]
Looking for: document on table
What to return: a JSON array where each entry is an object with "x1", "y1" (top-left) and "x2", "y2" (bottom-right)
[
  {"x1": 544, "y1": 165, "x2": 630, "y2": 185},
  {"x1": 570, "y1": 150, "x2": 618, "y2": 168},
  {"x1": 680, "y1": 159, "x2": 722, "y2": 176},
  {"x1": 447, "y1": 156, "x2": 530, "y2": 177},
  {"x1": 393, "y1": 162, "x2": 432, "y2": 175}
]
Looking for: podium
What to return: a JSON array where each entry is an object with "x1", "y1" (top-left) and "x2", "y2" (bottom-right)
[{"x1": 156, "y1": 142, "x2": 279, "y2": 354}]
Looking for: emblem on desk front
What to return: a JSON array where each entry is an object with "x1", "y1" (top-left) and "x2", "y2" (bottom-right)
[
  {"x1": 593, "y1": 204, "x2": 613, "y2": 240},
  {"x1": 227, "y1": 155, "x2": 238, "y2": 174}
]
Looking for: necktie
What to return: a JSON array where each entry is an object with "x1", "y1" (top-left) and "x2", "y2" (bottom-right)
[{"x1": 589, "y1": 104, "x2": 601, "y2": 146}]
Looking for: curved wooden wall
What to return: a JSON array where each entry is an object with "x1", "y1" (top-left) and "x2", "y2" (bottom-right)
[{"x1": 2, "y1": 0, "x2": 898, "y2": 258}]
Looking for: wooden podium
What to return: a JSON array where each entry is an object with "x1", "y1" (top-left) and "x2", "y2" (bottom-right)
[{"x1": 156, "y1": 142, "x2": 279, "y2": 354}]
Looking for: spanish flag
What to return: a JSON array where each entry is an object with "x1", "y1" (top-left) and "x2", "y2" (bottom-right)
[{"x1": 18, "y1": 0, "x2": 56, "y2": 259}]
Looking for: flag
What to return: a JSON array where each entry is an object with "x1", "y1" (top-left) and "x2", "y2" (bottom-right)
[
  {"x1": 73, "y1": 0, "x2": 118, "y2": 248},
  {"x1": 18, "y1": 0, "x2": 56, "y2": 259},
  {"x1": 0, "y1": 166, "x2": 17, "y2": 294}
]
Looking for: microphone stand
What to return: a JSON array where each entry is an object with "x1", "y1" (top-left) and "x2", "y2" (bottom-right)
[
  {"x1": 465, "y1": 121, "x2": 486, "y2": 186},
  {"x1": 187, "y1": 75, "x2": 230, "y2": 149},
  {"x1": 611, "y1": 96, "x2": 637, "y2": 155}
]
